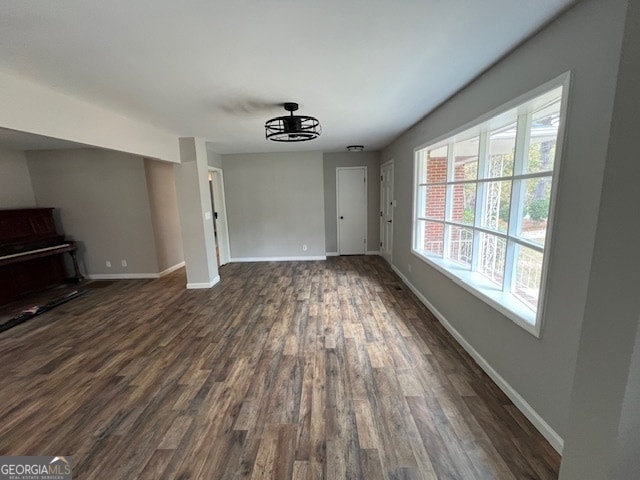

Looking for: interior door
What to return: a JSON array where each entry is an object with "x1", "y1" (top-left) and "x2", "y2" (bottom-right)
[
  {"x1": 380, "y1": 161, "x2": 394, "y2": 264},
  {"x1": 208, "y1": 176, "x2": 221, "y2": 267},
  {"x1": 337, "y1": 167, "x2": 366, "y2": 255},
  {"x1": 208, "y1": 168, "x2": 231, "y2": 266}
]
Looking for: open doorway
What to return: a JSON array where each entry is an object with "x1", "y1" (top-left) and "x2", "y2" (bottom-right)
[{"x1": 208, "y1": 168, "x2": 231, "y2": 266}]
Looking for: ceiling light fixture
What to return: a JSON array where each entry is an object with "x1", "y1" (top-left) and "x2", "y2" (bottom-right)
[
  {"x1": 346, "y1": 145, "x2": 364, "y2": 152},
  {"x1": 265, "y1": 102, "x2": 321, "y2": 142}
]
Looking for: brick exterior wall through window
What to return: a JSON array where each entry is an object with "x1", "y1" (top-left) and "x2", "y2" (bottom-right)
[{"x1": 423, "y1": 153, "x2": 472, "y2": 256}]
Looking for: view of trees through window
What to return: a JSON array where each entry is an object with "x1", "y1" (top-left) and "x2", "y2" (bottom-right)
[{"x1": 413, "y1": 85, "x2": 564, "y2": 324}]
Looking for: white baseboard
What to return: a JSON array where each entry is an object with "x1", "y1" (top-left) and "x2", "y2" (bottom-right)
[
  {"x1": 230, "y1": 256, "x2": 326, "y2": 262},
  {"x1": 390, "y1": 264, "x2": 564, "y2": 454},
  {"x1": 325, "y1": 252, "x2": 380, "y2": 257},
  {"x1": 186, "y1": 275, "x2": 220, "y2": 289},
  {"x1": 85, "y1": 262, "x2": 186, "y2": 281},
  {"x1": 86, "y1": 273, "x2": 160, "y2": 280},
  {"x1": 159, "y1": 261, "x2": 185, "y2": 277}
]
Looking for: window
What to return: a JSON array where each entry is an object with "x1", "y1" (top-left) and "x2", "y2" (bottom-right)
[{"x1": 412, "y1": 76, "x2": 568, "y2": 335}]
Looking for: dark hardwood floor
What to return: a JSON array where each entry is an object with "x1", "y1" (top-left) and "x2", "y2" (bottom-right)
[{"x1": 0, "y1": 256, "x2": 560, "y2": 479}]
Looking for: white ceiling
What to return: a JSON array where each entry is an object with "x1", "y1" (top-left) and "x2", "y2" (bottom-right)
[{"x1": 0, "y1": 0, "x2": 574, "y2": 155}]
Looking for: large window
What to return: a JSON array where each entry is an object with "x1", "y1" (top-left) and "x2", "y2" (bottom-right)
[{"x1": 412, "y1": 77, "x2": 568, "y2": 335}]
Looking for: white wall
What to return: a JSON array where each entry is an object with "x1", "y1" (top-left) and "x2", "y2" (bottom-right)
[
  {"x1": 144, "y1": 158, "x2": 184, "y2": 273},
  {"x1": 222, "y1": 151, "x2": 325, "y2": 260},
  {"x1": 0, "y1": 71, "x2": 180, "y2": 163},
  {"x1": 0, "y1": 147, "x2": 36, "y2": 208},
  {"x1": 380, "y1": 0, "x2": 628, "y2": 448},
  {"x1": 27, "y1": 148, "x2": 159, "y2": 277},
  {"x1": 323, "y1": 152, "x2": 381, "y2": 254}
]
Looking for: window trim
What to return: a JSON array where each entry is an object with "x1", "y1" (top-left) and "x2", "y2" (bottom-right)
[{"x1": 411, "y1": 72, "x2": 571, "y2": 337}]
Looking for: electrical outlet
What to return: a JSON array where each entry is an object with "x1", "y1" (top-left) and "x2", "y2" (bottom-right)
[
  {"x1": 408, "y1": 263, "x2": 412, "y2": 273},
  {"x1": 121, "y1": 259, "x2": 127, "y2": 267},
  {"x1": 302, "y1": 244, "x2": 308, "y2": 251},
  {"x1": 106, "y1": 260, "x2": 111, "y2": 268}
]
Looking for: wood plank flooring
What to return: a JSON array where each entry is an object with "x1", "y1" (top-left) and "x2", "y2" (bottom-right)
[{"x1": 0, "y1": 256, "x2": 560, "y2": 479}]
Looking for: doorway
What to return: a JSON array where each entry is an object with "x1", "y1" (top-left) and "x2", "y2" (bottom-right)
[
  {"x1": 337, "y1": 167, "x2": 367, "y2": 255},
  {"x1": 208, "y1": 168, "x2": 231, "y2": 266},
  {"x1": 380, "y1": 160, "x2": 394, "y2": 264}
]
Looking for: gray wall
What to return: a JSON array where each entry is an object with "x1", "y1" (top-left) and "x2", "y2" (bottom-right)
[
  {"x1": 612, "y1": 327, "x2": 640, "y2": 479},
  {"x1": 0, "y1": 147, "x2": 36, "y2": 208},
  {"x1": 323, "y1": 152, "x2": 381, "y2": 254},
  {"x1": 27, "y1": 148, "x2": 159, "y2": 276},
  {"x1": 558, "y1": 0, "x2": 640, "y2": 476},
  {"x1": 175, "y1": 137, "x2": 219, "y2": 287},
  {"x1": 206, "y1": 148, "x2": 223, "y2": 169},
  {"x1": 144, "y1": 158, "x2": 184, "y2": 272},
  {"x1": 222, "y1": 151, "x2": 325, "y2": 259},
  {"x1": 380, "y1": 0, "x2": 627, "y2": 443}
]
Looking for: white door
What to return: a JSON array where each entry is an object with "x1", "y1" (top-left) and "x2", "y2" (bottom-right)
[
  {"x1": 208, "y1": 168, "x2": 231, "y2": 266},
  {"x1": 337, "y1": 167, "x2": 367, "y2": 255},
  {"x1": 380, "y1": 161, "x2": 394, "y2": 264}
]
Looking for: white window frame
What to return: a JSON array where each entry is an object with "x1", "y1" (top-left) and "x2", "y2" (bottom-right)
[{"x1": 411, "y1": 72, "x2": 570, "y2": 337}]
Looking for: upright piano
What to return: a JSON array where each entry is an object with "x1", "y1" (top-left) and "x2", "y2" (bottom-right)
[{"x1": 0, "y1": 208, "x2": 83, "y2": 306}]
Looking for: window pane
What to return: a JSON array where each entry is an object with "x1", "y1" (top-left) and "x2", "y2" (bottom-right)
[
  {"x1": 416, "y1": 220, "x2": 444, "y2": 257},
  {"x1": 453, "y1": 137, "x2": 479, "y2": 181},
  {"x1": 447, "y1": 225, "x2": 473, "y2": 269},
  {"x1": 487, "y1": 123, "x2": 516, "y2": 178},
  {"x1": 421, "y1": 145, "x2": 448, "y2": 183},
  {"x1": 527, "y1": 99, "x2": 561, "y2": 174},
  {"x1": 412, "y1": 83, "x2": 565, "y2": 328},
  {"x1": 481, "y1": 181, "x2": 511, "y2": 233},
  {"x1": 478, "y1": 233, "x2": 506, "y2": 287},
  {"x1": 513, "y1": 244, "x2": 543, "y2": 310},
  {"x1": 421, "y1": 185, "x2": 445, "y2": 220},
  {"x1": 448, "y1": 183, "x2": 476, "y2": 225},
  {"x1": 518, "y1": 177, "x2": 552, "y2": 246}
]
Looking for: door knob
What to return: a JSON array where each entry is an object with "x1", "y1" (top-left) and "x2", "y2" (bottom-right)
[
  {"x1": 386, "y1": 220, "x2": 392, "y2": 223},
  {"x1": 340, "y1": 216, "x2": 344, "y2": 219}
]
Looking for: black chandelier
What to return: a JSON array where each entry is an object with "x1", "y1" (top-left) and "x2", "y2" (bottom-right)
[{"x1": 265, "y1": 102, "x2": 321, "y2": 142}]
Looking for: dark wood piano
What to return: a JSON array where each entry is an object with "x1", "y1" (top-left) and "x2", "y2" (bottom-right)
[{"x1": 0, "y1": 208, "x2": 83, "y2": 306}]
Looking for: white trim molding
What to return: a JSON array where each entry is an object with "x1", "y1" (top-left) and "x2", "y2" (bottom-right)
[
  {"x1": 325, "y1": 252, "x2": 339, "y2": 257},
  {"x1": 160, "y1": 261, "x2": 185, "y2": 277},
  {"x1": 186, "y1": 275, "x2": 220, "y2": 289},
  {"x1": 391, "y1": 264, "x2": 564, "y2": 454},
  {"x1": 86, "y1": 273, "x2": 160, "y2": 280},
  {"x1": 230, "y1": 256, "x2": 326, "y2": 262}
]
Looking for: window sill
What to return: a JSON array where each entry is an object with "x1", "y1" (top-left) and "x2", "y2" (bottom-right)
[{"x1": 411, "y1": 249, "x2": 541, "y2": 337}]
